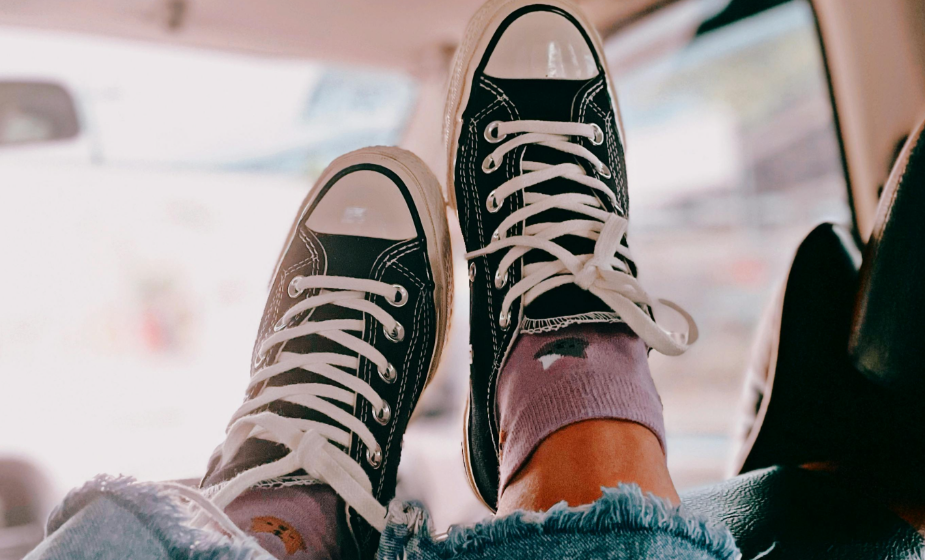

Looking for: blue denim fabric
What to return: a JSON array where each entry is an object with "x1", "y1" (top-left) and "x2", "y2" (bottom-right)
[
  {"x1": 381, "y1": 485, "x2": 739, "y2": 560},
  {"x1": 25, "y1": 476, "x2": 271, "y2": 560},
  {"x1": 26, "y1": 476, "x2": 739, "y2": 560}
]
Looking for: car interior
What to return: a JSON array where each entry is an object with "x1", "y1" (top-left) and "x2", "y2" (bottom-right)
[
  {"x1": 1, "y1": 0, "x2": 924, "y2": 558},
  {"x1": 686, "y1": 118, "x2": 925, "y2": 558}
]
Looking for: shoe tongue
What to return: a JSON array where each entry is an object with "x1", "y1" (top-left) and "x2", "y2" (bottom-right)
[
  {"x1": 491, "y1": 78, "x2": 590, "y2": 121},
  {"x1": 490, "y1": 77, "x2": 597, "y2": 232},
  {"x1": 319, "y1": 232, "x2": 399, "y2": 278},
  {"x1": 491, "y1": 78, "x2": 610, "y2": 321},
  {"x1": 260, "y1": 231, "x2": 397, "y2": 427}
]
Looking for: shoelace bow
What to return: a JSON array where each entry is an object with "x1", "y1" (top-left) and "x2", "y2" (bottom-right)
[
  {"x1": 209, "y1": 275, "x2": 410, "y2": 531},
  {"x1": 468, "y1": 119, "x2": 697, "y2": 355}
]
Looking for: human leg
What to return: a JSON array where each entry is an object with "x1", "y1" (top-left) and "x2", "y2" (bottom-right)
[
  {"x1": 445, "y1": 0, "x2": 694, "y2": 514},
  {"x1": 197, "y1": 147, "x2": 453, "y2": 560},
  {"x1": 494, "y1": 324, "x2": 678, "y2": 514},
  {"x1": 372, "y1": 0, "x2": 737, "y2": 558},
  {"x1": 26, "y1": 147, "x2": 454, "y2": 560}
]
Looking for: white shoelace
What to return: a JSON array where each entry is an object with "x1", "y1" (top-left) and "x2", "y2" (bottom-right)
[
  {"x1": 468, "y1": 119, "x2": 697, "y2": 355},
  {"x1": 208, "y1": 275, "x2": 410, "y2": 531}
]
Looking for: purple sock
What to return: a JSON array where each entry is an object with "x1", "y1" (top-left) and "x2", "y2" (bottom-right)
[
  {"x1": 224, "y1": 485, "x2": 354, "y2": 560},
  {"x1": 497, "y1": 323, "x2": 666, "y2": 491}
]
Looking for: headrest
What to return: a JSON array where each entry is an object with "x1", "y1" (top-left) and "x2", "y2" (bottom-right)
[
  {"x1": 735, "y1": 223, "x2": 863, "y2": 476},
  {"x1": 850, "y1": 118, "x2": 925, "y2": 396}
]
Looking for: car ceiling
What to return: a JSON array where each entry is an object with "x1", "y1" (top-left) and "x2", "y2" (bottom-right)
[{"x1": 0, "y1": 0, "x2": 673, "y2": 73}]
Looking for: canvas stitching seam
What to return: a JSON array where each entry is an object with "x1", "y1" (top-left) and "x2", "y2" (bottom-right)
[
  {"x1": 377, "y1": 262, "x2": 426, "y2": 495},
  {"x1": 366, "y1": 240, "x2": 422, "y2": 481}
]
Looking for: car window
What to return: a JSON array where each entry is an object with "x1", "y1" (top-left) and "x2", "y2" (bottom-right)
[
  {"x1": 0, "y1": 28, "x2": 417, "y2": 495},
  {"x1": 606, "y1": 0, "x2": 850, "y2": 488},
  {"x1": 0, "y1": 27, "x2": 416, "y2": 171}
]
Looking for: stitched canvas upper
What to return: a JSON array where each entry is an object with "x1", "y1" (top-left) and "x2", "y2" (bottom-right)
[{"x1": 202, "y1": 164, "x2": 439, "y2": 557}]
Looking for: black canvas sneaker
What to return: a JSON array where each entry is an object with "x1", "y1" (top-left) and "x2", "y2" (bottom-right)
[
  {"x1": 200, "y1": 147, "x2": 452, "y2": 558},
  {"x1": 444, "y1": 0, "x2": 697, "y2": 510}
]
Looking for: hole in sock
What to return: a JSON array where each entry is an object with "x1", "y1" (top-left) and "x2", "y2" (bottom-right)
[{"x1": 225, "y1": 485, "x2": 351, "y2": 560}]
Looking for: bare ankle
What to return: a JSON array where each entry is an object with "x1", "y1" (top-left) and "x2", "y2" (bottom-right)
[{"x1": 497, "y1": 419, "x2": 679, "y2": 515}]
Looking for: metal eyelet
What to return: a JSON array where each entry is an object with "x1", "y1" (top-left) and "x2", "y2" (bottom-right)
[
  {"x1": 598, "y1": 164, "x2": 612, "y2": 179},
  {"x1": 486, "y1": 190, "x2": 502, "y2": 213},
  {"x1": 491, "y1": 227, "x2": 505, "y2": 242},
  {"x1": 389, "y1": 285, "x2": 408, "y2": 307},
  {"x1": 590, "y1": 123, "x2": 604, "y2": 145},
  {"x1": 468, "y1": 262, "x2": 477, "y2": 283},
  {"x1": 253, "y1": 351, "x2": 266, "y2": 368},
  {"x1": 374, "y1": 402, "x2": 391, "y2": 425},
  {"x1": 484, "y1": 121, "x2": 507, "y2": 143},
  {"x1": 378, "y1": 362, "x2": 398, "y2": 384},
  {"x1": 499, "y1": 310, "x2": 512, "y2": 329},
  {"x1": 482, "y1": 155, "x2": 499, "y2": 174},
  {"x1": 367, "y1": 445, "x2": 382, "y2": 468},
  {"x1": 273, "y1": 317, "x2": 288, "y2": 332},
  {"x1": 384, "y1": 322, "x2": 405, "y2": 343},
  {"x1": 494, "y1": 269, "x2": 508, "y2": 289},
  {"x1": 287, "y1": 276, "x2": 303, "y2": 298}
]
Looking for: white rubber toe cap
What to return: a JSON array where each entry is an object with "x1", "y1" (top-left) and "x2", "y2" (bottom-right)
[
  {"x1": 306, "y1": 170, "x2": 416, "y2": 240},
  {"x1": 483, "y1": 11, "x2": 599, "y2": 80}
]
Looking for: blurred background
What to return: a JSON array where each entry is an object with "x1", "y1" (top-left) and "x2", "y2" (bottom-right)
[{"x1": 3, "y1": 0, "x2": 923, "y2": 556}]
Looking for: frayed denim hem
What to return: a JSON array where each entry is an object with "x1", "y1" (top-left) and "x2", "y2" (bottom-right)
[
  {"x1": 46, "y1": 475, "x2": 269, "y2": 560},
  {"x1": 380, "y1": 484, "x2": 740, "y2": 560}
]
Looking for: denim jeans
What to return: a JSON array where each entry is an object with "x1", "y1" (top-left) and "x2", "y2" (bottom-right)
[{"x1": 25, "y1": 476, "x2": 740, "y2": 560}]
